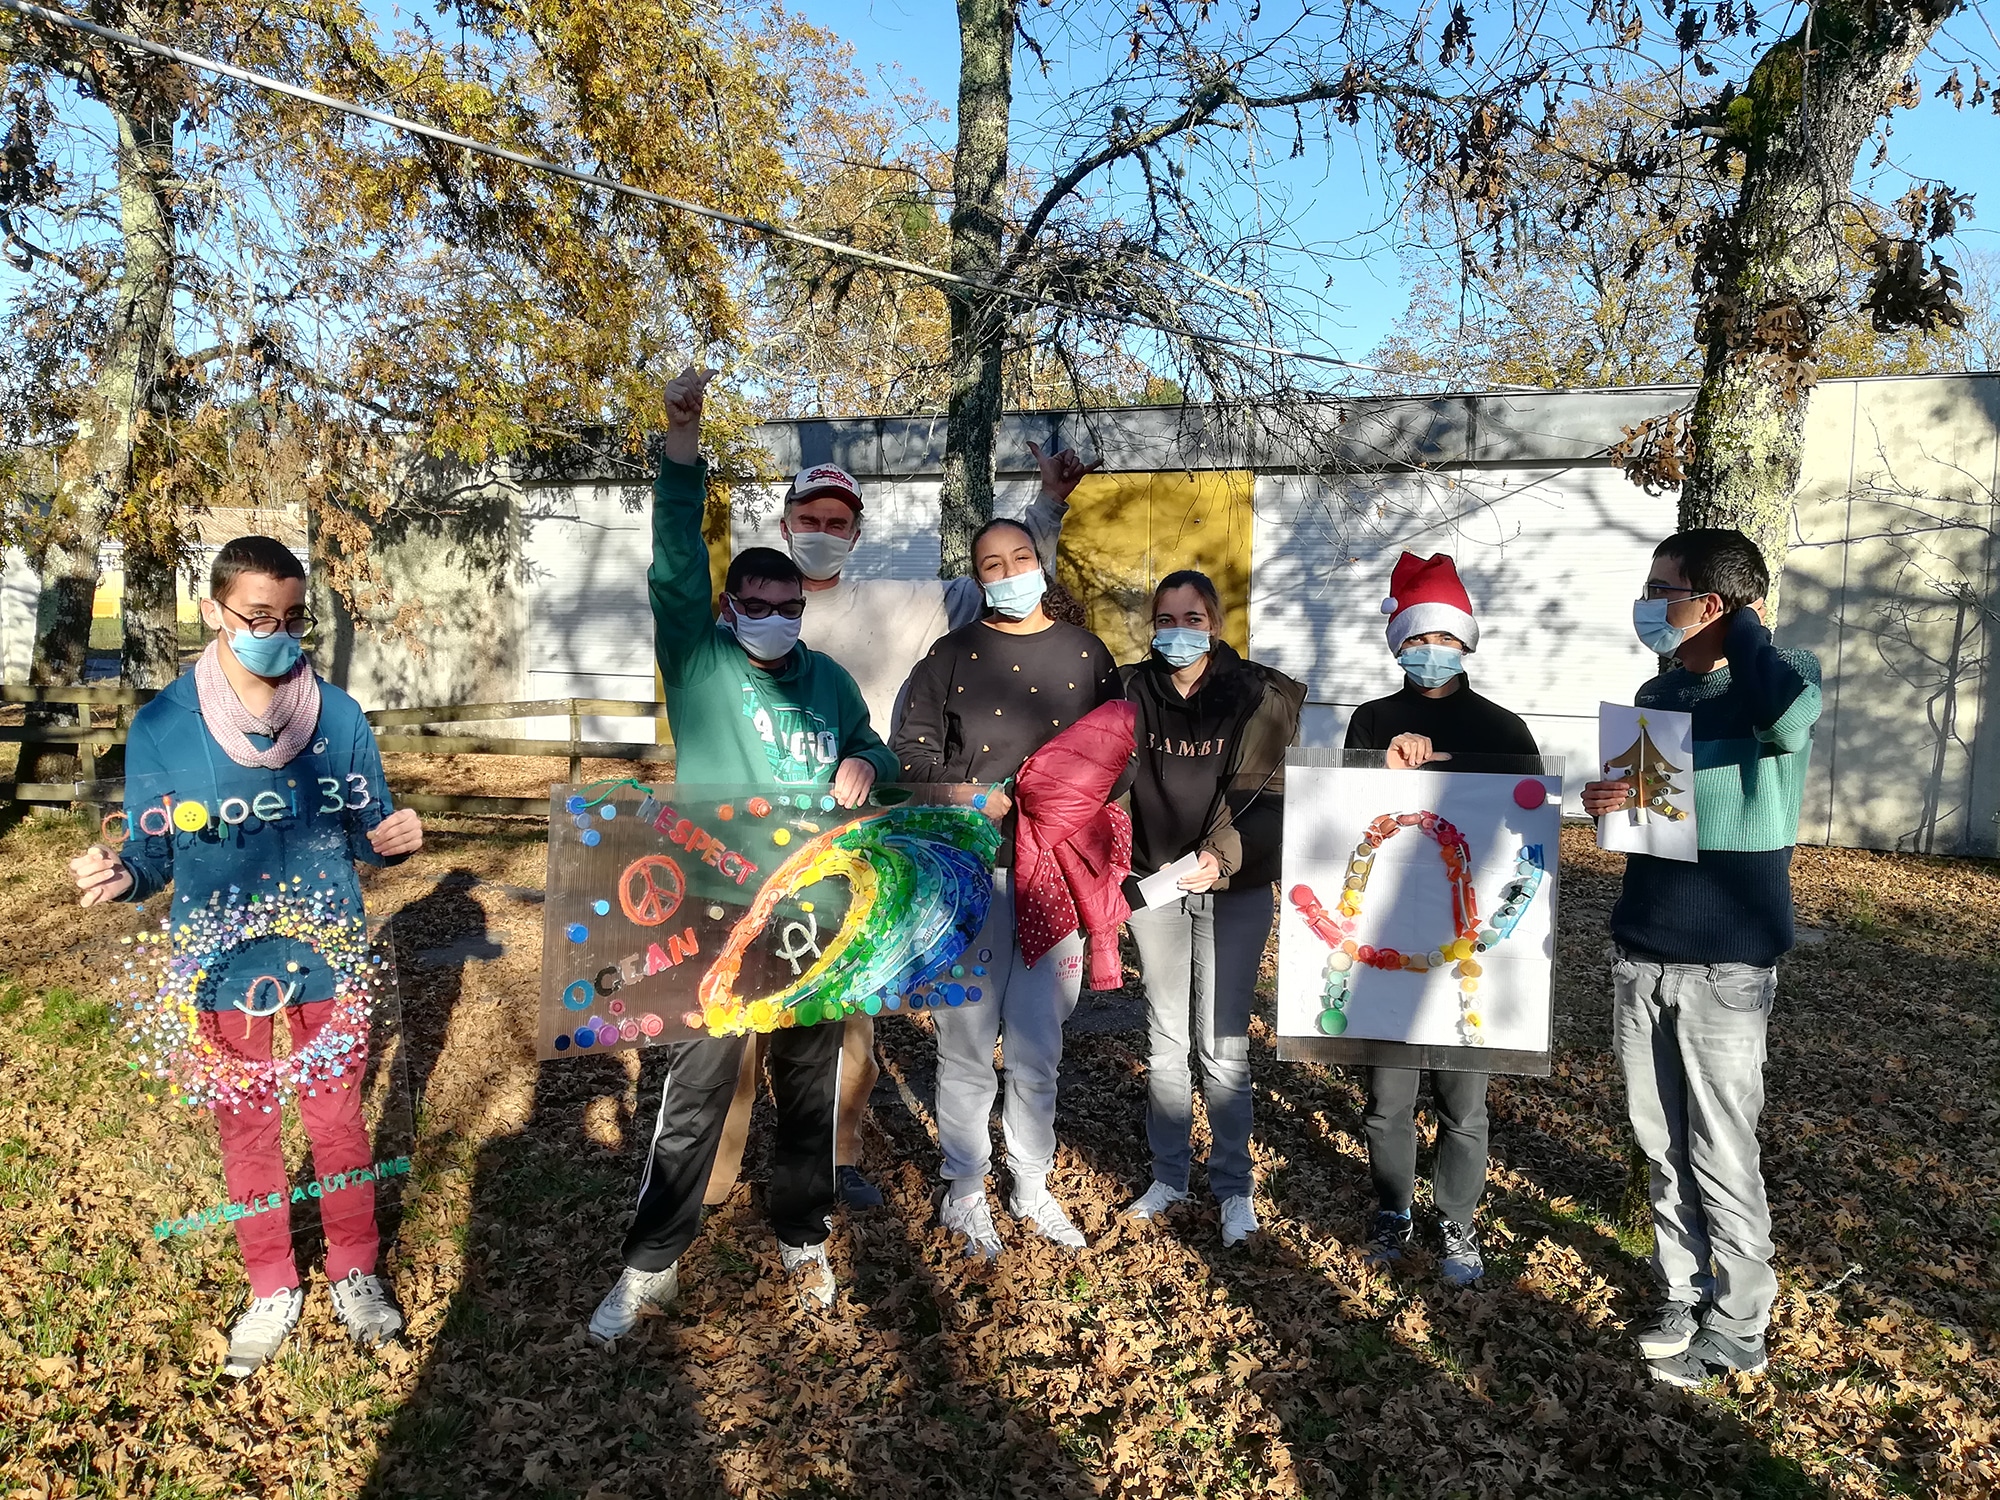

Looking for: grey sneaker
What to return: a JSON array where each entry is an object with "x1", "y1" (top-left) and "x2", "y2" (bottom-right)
[
  {"x1": 1647, "y1": 1326, "x2": 1769, "y2": 1387},
  {"x1": 1219, "y1": 1194, "x2": 1260, "y2": 1248},
  {"x1": 1124, "y1": 1181, "x2": 1193, "y2": 1220},
  {"x1": 1010, "y1": 1179, "x2": 1086, "y2": 1249},
  {"x1": 223, "y1": 1286, "x2": 304, "y2": 1379},
  {"x1": 936, "y1": 1185, "x2": 1004, "y2": 1260},
  {"x1": 836, "y1": 1165, "x2": 884, "y2": 1209},
  {"x1": 587, "y1": 1263, "x2": 680, "y2": 1345},
  {"x1": 778, "y1": 1240, "x2": 838, "y2": 1311},
  {"x1": 1439, "y1": 1220, "x2": 1483, "y2": 1286},
  {"x1": 1361, "y1": 1209, "x2": 1413, "y2": 1267},
  {"x1": 329, "y1": 1269, "x2": 405, "y2": 1347},
  {"x1": 1631, "y1": 1300, "x2": 1702, "y2": 1359}
]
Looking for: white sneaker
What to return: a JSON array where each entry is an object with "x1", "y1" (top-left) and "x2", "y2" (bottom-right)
[
  {"x1": 1219, "y1": 1194, "x2": 1260, "y2": 1248},
  {"x1": 936, "y1": 1185, "x2": 1004, "y2": 1260},
  {"x1": 223, "y1": 1286, "x2": 304, "y2": 1379},
  {"x1": 587, "y1": 1264, "x2": 680, "y2": 1345},
  {"x1": 778, "y1": 1240, "x2": 838, "y2": 1311},
  {"x1": 1010, "y1": 1179, "x2": 1086, "y2": 1249},
  {"x1": 328, "y1": 1268, "x2": 405, "y2": 1347},
  {"x1": 1124, "y1": 1181, "x2": 1192, "y2": 1220}
]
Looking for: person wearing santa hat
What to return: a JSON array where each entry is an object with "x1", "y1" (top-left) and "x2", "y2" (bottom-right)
[{"x1": 1343, "y1": 551, "x2": 1539, "y2": 1286}]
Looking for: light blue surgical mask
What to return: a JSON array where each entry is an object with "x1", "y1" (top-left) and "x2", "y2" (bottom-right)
[
  {"x1": 982, "y1": 569, "x2": 1047, "y2": 621},
  {"x1": 1396, "y1": 644, "x2": 1463, "y2": 689},
  {"x1": 1632, "y1": 598, "x2": 1691, "y2": 656},
  {"x1": 228, "y1": 629, "x2": 303, "y2": 677},
  {"x1": 1152, "y1": 628, "x2": 1211, "y2": 668}
]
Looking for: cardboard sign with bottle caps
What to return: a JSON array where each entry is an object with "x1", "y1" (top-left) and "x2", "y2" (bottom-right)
[{"x1": 538, "y1": 781, "x2": 1001, "y2": 1058}]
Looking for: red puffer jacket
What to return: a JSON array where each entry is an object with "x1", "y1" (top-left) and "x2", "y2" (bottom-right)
[{"x1": 1012, "y1": 700, "x2": 1136, "y2": 991}]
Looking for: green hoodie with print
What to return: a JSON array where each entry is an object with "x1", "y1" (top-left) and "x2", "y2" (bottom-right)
[{"x1": 650, "y1": 456, "x2": 900, "y2": 789}]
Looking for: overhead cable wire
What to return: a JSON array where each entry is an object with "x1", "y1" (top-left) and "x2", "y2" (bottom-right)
[{"x1": 0, "y1": 0, "x2": 1393, "y2": 376}]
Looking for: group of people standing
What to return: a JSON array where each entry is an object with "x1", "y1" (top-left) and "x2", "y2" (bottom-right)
[
  {"x1": 69, "y1": 363, "x2": 1820, "y2": 1397},
  {"x1": 588, "y1": 365, "x2": 1823, "y2": 1396}
]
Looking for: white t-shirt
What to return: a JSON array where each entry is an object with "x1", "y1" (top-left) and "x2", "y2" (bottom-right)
[{"x1": 796, "y1": 493, "x2": 1067, "y2": 740}]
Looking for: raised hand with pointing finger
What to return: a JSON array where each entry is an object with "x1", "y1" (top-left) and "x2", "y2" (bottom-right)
[{"x1": 1028, "y1": 440, "x2": 1102, "y2": 505}]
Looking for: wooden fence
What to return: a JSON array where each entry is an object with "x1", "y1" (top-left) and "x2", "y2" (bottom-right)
[{"x1": 0, "y1": 688, "x2": 669, "y2": 818}]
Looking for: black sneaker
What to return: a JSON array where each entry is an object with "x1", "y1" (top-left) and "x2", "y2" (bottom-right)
[
  {"x1": 1647, "y1": 1326, "x2": 1768, "y2": 1387},
  {"x1": 1630, "y1": 1300, "x2": 1701, "y2": 1359},
  {"x1": 1361, "y1": 1209, "x2": 1413, "y2": 1267},
  {"x1": 836, "y1": 1164, "x2": 884, "y2": 1208},
  {"x1": 1438, "y1": 1219, "x2": 1483, "y2": 1286}
]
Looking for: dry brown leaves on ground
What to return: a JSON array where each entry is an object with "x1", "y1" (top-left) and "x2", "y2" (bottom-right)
[{"x1": 0, "y1": 814, "x2": 1996, "y2": 1499}]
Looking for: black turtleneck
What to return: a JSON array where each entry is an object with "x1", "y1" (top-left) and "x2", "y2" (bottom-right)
[{"x1": 1343, "y1": 676, "x2": 1540, "y2": 767}]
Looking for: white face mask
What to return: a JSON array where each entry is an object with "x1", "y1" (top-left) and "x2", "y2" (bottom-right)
[
  {"x1": 727, "y1": 607, "x2": 802, "y2": 662},
  {"x1": 786, "y1": 529, "x2": 854, "y2": 582}
]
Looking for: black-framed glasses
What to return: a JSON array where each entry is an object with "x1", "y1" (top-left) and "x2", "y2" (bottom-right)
[
  {"x1": 217, "y1": 599, "x2": 316, "y2": 638},
  {"x1": 727, "y1": 594, "x2": 806, "y2": 620},
  {"x1": 1640, "y1": 582, "x2": 1706, "y2": 601}
]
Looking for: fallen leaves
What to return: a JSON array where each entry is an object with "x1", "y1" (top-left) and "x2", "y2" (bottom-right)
[{"x1": 1, "y1": 820, "x2": 1997, "y2": 1498}]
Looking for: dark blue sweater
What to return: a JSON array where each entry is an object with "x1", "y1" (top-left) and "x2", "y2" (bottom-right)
[{"x1": 1610, "y1": 610, "x2": 1821, "y2": 967}]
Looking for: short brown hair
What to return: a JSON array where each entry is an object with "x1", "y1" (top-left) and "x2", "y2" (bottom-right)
[{"x1": 209, "y1": 535, "x2": 305, "y2": 601}]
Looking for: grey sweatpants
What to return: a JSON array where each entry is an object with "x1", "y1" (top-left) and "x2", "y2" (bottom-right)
[
  {"x1": 1612, "y1": 947, "x2": 1779, "y2": 1339},
  {"x1": 934, "y1": 870, "x2": 1085, "y2": 1190},
  {"x1": 1127, "y1": 884, "x2": 1274, "y2": 1201}
]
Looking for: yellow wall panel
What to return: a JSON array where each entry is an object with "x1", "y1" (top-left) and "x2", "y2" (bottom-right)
[{"x1": 1056, "y1": 468, "x2": 1255, "y2": 664}]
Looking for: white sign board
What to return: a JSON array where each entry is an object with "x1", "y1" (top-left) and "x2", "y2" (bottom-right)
[
  {"x1": 1595, "y1": 702, "x2": 1698, "y2": 863},
  {"x1": 1275, "y1": 758, "x2": 1560, "y2": 1075}
]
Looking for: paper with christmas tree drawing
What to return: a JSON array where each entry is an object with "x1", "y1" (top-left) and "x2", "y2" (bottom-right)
[{"x1": 1596, "y1": 702, "x2": 1698, "y2": 862}]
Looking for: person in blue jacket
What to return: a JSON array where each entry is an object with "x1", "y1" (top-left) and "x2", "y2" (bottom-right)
[{"x1": 68, "y1": 535, "x2": 424, "y2": 1379}]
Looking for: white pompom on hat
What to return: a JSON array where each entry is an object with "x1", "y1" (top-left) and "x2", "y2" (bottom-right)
[{"x1": 1383, "y1": 551, "x2": 1479, "y2": 653}]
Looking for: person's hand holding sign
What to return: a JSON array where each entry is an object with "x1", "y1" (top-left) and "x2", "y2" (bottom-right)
[
  {"x1": 1386, "y1": 733, "x2": 1451, "y2": 770},
  {"x1": 831, "y1": 756, "x2": 877, "y2": 809},
  {"x1": 70, "y1": 845, "x2": 133, "y2": 907}
]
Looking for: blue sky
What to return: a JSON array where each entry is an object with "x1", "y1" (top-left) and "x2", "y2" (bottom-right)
[{"x1": 799, "y1": 0, "x2": 2000, "y2": 365}]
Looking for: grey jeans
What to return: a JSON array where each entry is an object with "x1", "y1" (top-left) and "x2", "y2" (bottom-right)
[
  {"x1": 1612, "y1": 947, "x2": 1779, "y2": 1339},
  {"x1": 934, "y1": 870, "x2": 1085, "y2": 1190},
  {"x1": 1127, "y1": 884, "x2": 1273, "y2": 1202}
]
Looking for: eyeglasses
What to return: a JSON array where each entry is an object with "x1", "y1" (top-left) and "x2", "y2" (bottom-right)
[
  {"x1": 1640, "y1": 582, "x2": 1706, "y2": 601},
  {"x1": 727, "y1": 594, "x2": 806, "y2": 620},
  {"x1": 216, "y1": 600, "x2": 315, "y2": 638}
]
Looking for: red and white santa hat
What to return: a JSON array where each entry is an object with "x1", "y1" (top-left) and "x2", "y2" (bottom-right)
[{"x1": 1381, "y1": 551, "x2": 1479, "y2": 653}]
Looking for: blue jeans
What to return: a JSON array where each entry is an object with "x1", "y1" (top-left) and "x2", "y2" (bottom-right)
[
  {"x1": 1612, "y1": 947, "x2": 1779, "y2": 1339},
  {"x1": 1127, "y1": 885, "x2": 1274, "y2": 1201}
]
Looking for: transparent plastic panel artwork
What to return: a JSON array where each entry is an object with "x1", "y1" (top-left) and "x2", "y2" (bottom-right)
[
  {"x1": 539, "y1": 781, "x2": 1002, "y2": 1057},
  {"x1": 1274, "y1": 751, "x2": 1564, "y2": 1076},
  {"x1": 91, "y1": 771, "x2": 416, "y2": 1250}
]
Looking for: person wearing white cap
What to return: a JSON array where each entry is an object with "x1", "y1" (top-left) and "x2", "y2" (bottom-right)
[{"x1": 703, "y1": 440, "x2": 1098, "y2": 1211}]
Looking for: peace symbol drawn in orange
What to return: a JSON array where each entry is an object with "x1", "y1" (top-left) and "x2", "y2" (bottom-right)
[{"x1": 619, "y1": 855, "x2": 686, "y2": 927}]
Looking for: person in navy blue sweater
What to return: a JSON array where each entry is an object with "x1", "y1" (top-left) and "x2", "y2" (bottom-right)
[{"x1": 68, "y1": 536, "x2": 423, "y2": 1379}]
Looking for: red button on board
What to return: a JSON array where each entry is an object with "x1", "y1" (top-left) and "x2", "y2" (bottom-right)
[{"x1": 1513, "y1": 779, "x2": 1545, "y2": 810}]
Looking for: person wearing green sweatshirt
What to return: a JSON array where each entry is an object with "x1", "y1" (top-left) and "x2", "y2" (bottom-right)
[{"x1": 587, "y1": 368, "x2": 899, "y2": 1345}]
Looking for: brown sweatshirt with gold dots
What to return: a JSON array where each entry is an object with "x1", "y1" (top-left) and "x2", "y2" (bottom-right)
[{"x1": 893, "y1": 618, "x2": 1121, "y2": 864}]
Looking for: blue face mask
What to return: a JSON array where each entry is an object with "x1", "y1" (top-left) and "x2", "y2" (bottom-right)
[
  {"x1": 1397, "y1": 644, "x2": 1463, "y2": 689},
  {"x1": 982, "y1": 569, "x2": 1047, "y2": 621},
  {"x1": 227, "y1": 628, "x2": 303, "y2": 677},
  {"x1": 1632, "y1": 598, "x2": 1691, "y2": 656},
  {"x1": 1152, "y1": 628, "x2": 1212, "y2": 668}
]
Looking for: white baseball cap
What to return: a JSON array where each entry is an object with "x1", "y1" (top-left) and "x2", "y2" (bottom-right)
[{"x1": 787, "y1": 463, "x2": 863, "y2": 513}]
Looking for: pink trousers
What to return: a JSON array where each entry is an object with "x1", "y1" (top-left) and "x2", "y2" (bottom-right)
[{"x1": 202, "y1": 999, "x2": 379, "y2": 1297}]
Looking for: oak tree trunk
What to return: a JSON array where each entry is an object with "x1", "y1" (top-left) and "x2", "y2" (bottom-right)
[
  {"x1": 23, "y1": 83, "x2": 177, "y2": 778},
  {"x1": 938, "y1": 0, "x2": 1016, "y2": 579},
  {"x1": 1682, "y1": 0, "x2": 1957, "y2": 597},
  {"x1": 120, "y1": 526, "x2": 182, "y2": 691}
]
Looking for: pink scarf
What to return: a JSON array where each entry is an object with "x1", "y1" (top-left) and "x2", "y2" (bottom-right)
[{"x1": 193, "y1": 639, "x2": 322, "y2": 769}]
